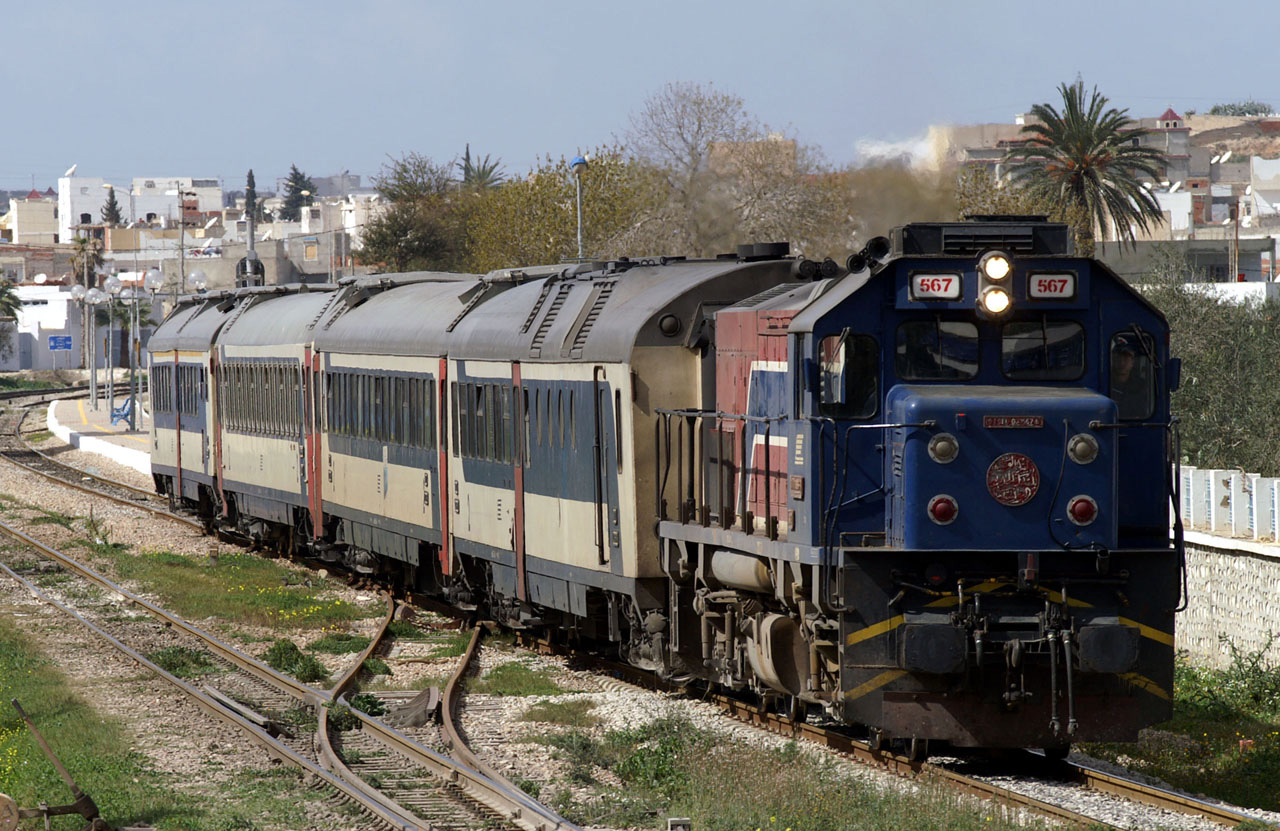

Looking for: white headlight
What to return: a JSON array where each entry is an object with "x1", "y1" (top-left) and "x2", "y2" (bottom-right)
[
  {"x1": 981, "y1": 253, "x2": 1012, "y2": 281},
  {"x1": 981, "y1": 288, "x2": 1011, "y2": 314}
]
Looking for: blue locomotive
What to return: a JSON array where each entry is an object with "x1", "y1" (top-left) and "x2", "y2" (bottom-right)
[{"x1": 149, "y1": 217, "x2": 1180, "y2": 756}]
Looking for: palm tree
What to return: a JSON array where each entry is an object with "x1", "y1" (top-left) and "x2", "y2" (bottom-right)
[
  {"x1": 1005, "y1": 81, "x2": 1166, "y2": 254},
  {"x1": 69, "y1": 235, "x2": 104, "y2": 287},
  {"x1": 458, "y1": 144, "x2": 505, "y2": 190},
  {"x1": 0, "y1": 280, "x2": 17, "y2": 362}
]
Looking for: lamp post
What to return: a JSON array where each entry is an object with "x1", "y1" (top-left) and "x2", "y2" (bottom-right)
[
  {"x1": 84, "y1": 288, "x2": 106, "y2": 410},
  {"x1": 69, "y1": 285, "x2": 86, "y2": 383},
  {"x1": 138, "y1": 269, "x2": 165, "y2": 430},
  {"x1": 570, "y1": 156, "x2": 588, "y2": 261},
  {"x1": 104, "y1": 275, "x2": 122, "y2": 415}
]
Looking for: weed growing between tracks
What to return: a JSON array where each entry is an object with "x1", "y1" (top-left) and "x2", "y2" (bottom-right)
[
  {"x1": 529, "y1": 714, "x2": 1051, "y2": 831},
  {"x1": 0, "y1": 614, "x2": 343, "y2": 830},
  {"x1": 468, "y1": 661, "x2": 563, "y2": 696},
  {"x1": 1081, "y1": 638, "x2": 1280, "y2": 811}
]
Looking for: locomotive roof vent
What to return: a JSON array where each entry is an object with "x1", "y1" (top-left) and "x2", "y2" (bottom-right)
[
  {"x1": 736, "y1": 241, "x2": 791, "y2": 261},
  {"x1": 891, "y1": 218, "x2": 1073, "y2": 258}
]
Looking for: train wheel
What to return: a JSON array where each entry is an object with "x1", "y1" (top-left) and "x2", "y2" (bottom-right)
[
  {"x1": 1042, "y1": 744, "x2": 1071, "y2": 761},
  {"x1": 906, "y1": 737, "x2": 929, "y2": 762}
]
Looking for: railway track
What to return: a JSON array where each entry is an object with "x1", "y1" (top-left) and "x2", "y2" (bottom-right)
[
  {"x1": 3, "y1": 392, "x2": 1269, "y2": 829},
  {"x1": 0, "y1": 396, "x2": 579, "y2": 831},
  {"x1": 516, "y1": 634, "x2": 1270, "y2": 830}
]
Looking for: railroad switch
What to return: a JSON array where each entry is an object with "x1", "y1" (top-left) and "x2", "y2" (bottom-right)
[{"x1": 1, "y1": 699, "x2": 109, "y2": 831}]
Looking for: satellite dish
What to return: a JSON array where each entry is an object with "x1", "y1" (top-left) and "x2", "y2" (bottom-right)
[
  {"x1": 34, "y1": 273, "x2": 47, "y2": 284},
  {"x1": 1246, "y1": 185, "x2": 1253, "y2": 195},
  {"x1": 1223, "y1": 217, "x2": 1233, "y2": 225},
  {"x1": 63, "y1": 163, "x2": 77, "y2": 177},
  {"x1": 1169, "y1": 181, "x2": 1182, "y2": 193},
  {"x1": 1211, "y1": 155, "x2": 1221, "y2": 164},
  {"x1": 1221, "y1": 150, "x2": 1233, "y2": 164},
  {"x1": 1142, "y1": 181, "x2": 1153, "y2": 190}
]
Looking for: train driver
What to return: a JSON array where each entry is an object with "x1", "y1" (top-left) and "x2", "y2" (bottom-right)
[{"x1": 1110, "y1": 333, "x2": 1153, "y2": 420}]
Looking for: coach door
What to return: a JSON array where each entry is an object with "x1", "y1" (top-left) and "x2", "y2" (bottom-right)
[{"x1": 592, "y1": 367, "x2": 621, "y2": 567}]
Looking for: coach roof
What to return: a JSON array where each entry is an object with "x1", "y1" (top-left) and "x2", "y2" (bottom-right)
[
  {"x1": 217, "y1": 284, "x2": 341, "y2": 347},
  {"x1": 148, "y1": 295, "x2": 237, "y2": 353}
]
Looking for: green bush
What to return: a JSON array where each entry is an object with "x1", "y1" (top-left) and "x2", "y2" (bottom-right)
[
  {"x1": 362, "y1": 657, "x2": 391, "y2": 676},
  {"x1": 349, "y1": 692, "x2": 387, "y2": 717},
  {"x1": 264, "y1": 639, "x2": 330, "y2": 685},
  {"x1": 148, "y1": 646, "x2": 217, "y2": 679}
]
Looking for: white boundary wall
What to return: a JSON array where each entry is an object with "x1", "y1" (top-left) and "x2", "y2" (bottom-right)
[{"x1": 1175, "y1": 466, "x2": 1280, "y2": 669}]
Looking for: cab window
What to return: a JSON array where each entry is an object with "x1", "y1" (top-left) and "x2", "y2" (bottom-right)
[
  {"x1": 1110, "y1": 331, "x2": 1155, "y2": 420},
  {"x1": 1001, "y1": 320, "x2": 1085, "y2": 380},
  {"x1": 895, "y1": 320, "x2": 979, "y2": 380},
  {"x1": 818, "y1": 333, "x2": 878, "y2": 419}
]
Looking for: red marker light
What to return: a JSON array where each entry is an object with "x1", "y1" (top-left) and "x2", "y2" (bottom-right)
[
  {"x1": 1068, "y1": 496, "x2": 1098, "y2": 526},
  {"x1": 928, "y1": 495, "x2": 958, "y2": 525}
]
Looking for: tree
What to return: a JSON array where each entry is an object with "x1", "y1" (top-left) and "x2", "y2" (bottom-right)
[
  {"x1": 0, "y1": 279, "x2": 19, "y2": 360},
  {"x1": 1207, "y1": 100, "x2": 1272, "y2": 117},
  {"x1": 359, "y1": 153, "x2": 470, "y2": 272},
  {"x1": 1137, "y1": 247, "x2": 1280, "y2": 475},
  {"x1": 100, "y1": 187, "x2": 123, "y2": 227},
  {"x1": 372, "y1": 152, "x2": 456, "y2": 203},
  {"x1": 1005, "y1": 81, "x2": 1166, "y2": 255},
  {"x1": 467, "y1": 146, "x2": 663, "y2": 271},
  {"x1": 244, "y1": 169, "x2": 265, "y2": 223},
  {"x1": 358, "y1": 197, "x2": 470, "y2": 272},
  {"x1": 69, "y1": 235, "x2": 103, "y2": 287},
  {"x1": 954, "y1": 166, "x2": 1048, "y2": 219},
  {"x1": 459, "y1": 144, "x2": 505, "y2": 190},
  {"x1": 279, "y1": 164, "x2": 316, "y2": 222},
  {"x1": 624, "y1": 81, "x2": 848, "y2": 258}
]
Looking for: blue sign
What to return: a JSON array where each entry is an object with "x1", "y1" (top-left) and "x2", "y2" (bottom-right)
[{"x1": 48, "y1": 336, "x2": 72, "y2": 351}]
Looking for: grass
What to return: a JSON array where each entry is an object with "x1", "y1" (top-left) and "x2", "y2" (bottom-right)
[
  {"x1": 468, "y1": 661, "x2": 562, "y2": 696},
  {"x1": 426, "y1": 630, "x2": 474, "y2": 658},
  {"x1": 91, "y1": 548, "x2": 370, "y2": 629},
  {"x1": 28, "y1": 507, "x2": 77, "y2": 529},
  {"x1": 522, "y1": 697, "x2": 599, "y2": 727},
  {"x1": 24, "y1": 429, "x2": 53, "y2": 442},
  {"x1": 263, "y1": 639, "x2": 330, "y2": 684},
  {"x1": 148, "y1": 646, "x2": 218, "y2": 679},
  {"x1": 362, "y1": 673, "x2": 446, "y2": 693},
  {"x1": 1081, "y1": 637, "x2": 1280, "y2": 811},
  {"x1": 307, "y1": 632, "x2": 371, "y2": 654},
  {"x1": 0, "y1": 376, "x2": 59, "y2": 391},
  {"x1": 0, "y1": 615, "x2": 340, "y2": 830},
  {"x1": 362, "y1": 657, "x2": 391, "y2": 676},
  {"x1": 531, "y1": 714, "x2": 1053, "y2": 831},
  {"x1": 387, "y1": 620, "x2": 429, "y2": 640}
]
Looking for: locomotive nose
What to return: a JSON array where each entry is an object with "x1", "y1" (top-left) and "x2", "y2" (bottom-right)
[{"x1": 885, "y1": 384, "x2": 1117, "y2": 551}]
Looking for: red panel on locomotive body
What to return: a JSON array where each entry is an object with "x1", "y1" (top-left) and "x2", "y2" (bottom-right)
[{"x1": 714, "y1": 302, "x2": 799, "y2": 529}]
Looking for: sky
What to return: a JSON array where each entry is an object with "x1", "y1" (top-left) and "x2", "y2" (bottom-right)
[{"x1": 2, "y1": 0, "x2": 1277, "y2": 194}]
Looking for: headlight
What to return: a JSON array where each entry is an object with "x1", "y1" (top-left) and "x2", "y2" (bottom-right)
[
  {"x1": 1068, "y1": 433, "x2": 1099, "y2": 464},
  {"x1": 980, "y1": 288, "x2": 1011, "y2": 314},
  {"x1": 928, "y1": 433, "x2": 960, "y2": 463},
  {"x1": 980, "y1": 252, "x2": 1012, "y2": 281}
]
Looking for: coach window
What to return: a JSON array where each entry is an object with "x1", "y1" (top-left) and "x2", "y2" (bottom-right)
[
  {"x1": 895, "y1": 320, "x2": 979, "y2": 381},
  {"x1": 523, "y1": 389, "x2": 532, "y2": 465},
  {"x1": 568, "y1": 389, "x2": 576, "y2": 450},
  {"x1": 615, "y1": 389, "x2": 624, "y2": 472},
  {"x1": 502, "y1": 385, "x2": 513, "y2": 464},
  {"x1": 1110, "y1": 331, "x2": 1155, "y2": 420},
  {"x1": 818, "y1": 333, "x2": 879, "y2": 419}
]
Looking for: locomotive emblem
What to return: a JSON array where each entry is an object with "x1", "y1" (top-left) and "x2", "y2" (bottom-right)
[{"x1": 986, "y1": 453, "x2": 1040, "y2": 506}]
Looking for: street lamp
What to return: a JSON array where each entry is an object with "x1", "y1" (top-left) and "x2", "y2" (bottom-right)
[
  {"x1": 84, "y1": 287, "x2": 106, "y2": 410},
  {"x1": 189, "y1": 269, "x2": 207, "y2": 292},
  {"x1": 105, "y1": 275, "x2": 122, "y2": 415},
  {"x1": 137, "y1": 269, "x2": 165, "y2": 430},
  {"x1": 570, "y1": 156, "x2": 589, "y2": 261}
]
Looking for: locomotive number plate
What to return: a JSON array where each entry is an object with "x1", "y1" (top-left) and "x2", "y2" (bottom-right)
[
  {"x1": 986, "y1": 453, "x2": 1040, "y2": 506},
  {"x1": 910, "y1": 272, "x2": 962, "y2": 300},
  {"x1": 983, "y1": 415, "x2": 1044, "y2": 429},
  {"x1": 1028, "y1": 272, "x2": 1076, "y2": 299}
]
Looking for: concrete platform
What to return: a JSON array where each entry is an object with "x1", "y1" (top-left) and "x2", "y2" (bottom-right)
[{"x1": 47, "y1": 395, "x2": 152, "y2": 476}]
